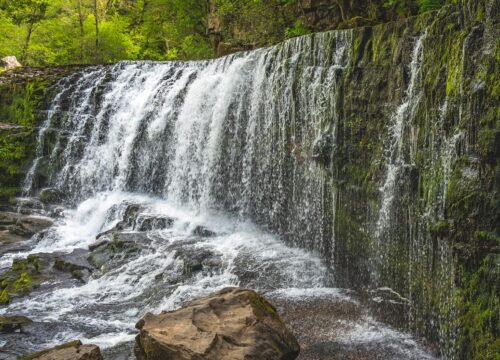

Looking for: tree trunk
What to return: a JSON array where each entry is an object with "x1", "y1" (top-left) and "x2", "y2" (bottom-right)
[
  {"x1": 77, "y1": 0, "x2": 85, "y2": 62},
  {"x1": 21, "y1": 21, "x2": 34, "y2": 63}
]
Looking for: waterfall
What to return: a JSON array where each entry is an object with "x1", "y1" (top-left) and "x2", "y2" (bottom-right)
[
  {"x1": 8, "y1": 24, "x2": 466, "y2": 359},
  {"x1": 24, "y1": 31, "x2": 353, "y2": 261},
  {"x1": 376, "y1": 32, "x2": 426, "y2": 237}
]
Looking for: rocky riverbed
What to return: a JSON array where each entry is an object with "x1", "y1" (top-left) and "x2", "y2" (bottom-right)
[{"x1": 0, "y1": 192, "x2": 438, "y2": 359}]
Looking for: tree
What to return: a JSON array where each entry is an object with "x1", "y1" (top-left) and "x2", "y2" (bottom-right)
[
  {"x1": 1, "y1": 0, "x2": 49, "y2": 62},
  {"x1": 93, "y1": 0, "x2": 99, "y2": 62}
]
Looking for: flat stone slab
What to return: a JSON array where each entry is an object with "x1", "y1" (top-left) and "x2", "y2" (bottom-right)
[{"x1": 23, "y1": 340, "x2": 103, "y2": 360}]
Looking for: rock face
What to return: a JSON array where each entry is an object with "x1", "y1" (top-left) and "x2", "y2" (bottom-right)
[
  {"x1": 1, "y1": 56, "x2": 22, "y2": 71},
  {"x1": 134, "y1": 288, "x2": 300, "y2": 360},
  {"x1": 23, "y1": 340, "x2": 103, "y2": 360}
]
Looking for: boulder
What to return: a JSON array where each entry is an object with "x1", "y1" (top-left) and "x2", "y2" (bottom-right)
[
  {"x1": 172, "y1": 244, "x2": 222, "y2": 276},
  {"x1": 54, "y1": 249, "x2": 94, "y2": 282},
  {"x1": 191, "y1": 225, "x2": 216, "y2": 237},
  {"x1": 23, "y1": 340, "x2": 103, "y2": 360},
  {"x1": 1, "y1": 56, "x2": 22, "y2": 71},
  {"x1": 88, "y1": 232, "x2": 149, "y2": 273},
  {"x1": 0, "y1": 315, "x2": 32, "y2": 333},
  {"x1": 39, "y1": 188, "x2": 63, "y2": 204},
  {"x1": 135, "y1": 214, "x2": 174, "y2": 231},
  {"x1": 134, "y1": 288, "x2": 300, "y2": 360}
]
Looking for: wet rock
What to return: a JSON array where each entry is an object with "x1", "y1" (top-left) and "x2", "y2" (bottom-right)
[
  {"x1": 135, "y1": 214, "x2": 174, "y2": 231},
  {"x1": 134, "y1": 287, "x2": 300, "y2": 360},
  {"x1": 49, "y1": 206, "x2": 65, "y2": 218},
  {"x1": 96, "y1": 203, "x2": 144, "y2": 239},
  {"x1": 95, "y1": 221, "x2": 127, "y2": 240},
  {"x1": 1, "y1": 56, "x2": 22, "y2": 71},
  {"x1": 172, "y1": 244, "x2": 222, "y2": 276},
  {"x1": 23, "y1": 340, "x2": 103, "y2": 360},
  {"x1": 192, "y1": 225, "x2": 216, "y2": 237},
  {"x1": 54, "y1": 249, "x2": 93, "y2": 282},
  {"x1": 0, "y1": 315, "x2": 32, "y2": 333},
  {"x1": 88, "y1": 232, "x2": 150, "y2": 273},
  {"x1": 312, "y1": 132, "x2": 336, "y2": 165},
  {"x1": 10, "y1": 197, "x2": 45, "y2": 215},
  {"x1": 0, "y1": 251, "x2": 93, "y2": 304},
  {"x1": 365, "y1": 287, "x2": 411, "y2": 328},
  {"x1": 39, "y1": 188, "x2": 63, "y2": 204},
  {"x1": 0, "y1": 211, "x2": 53, "y2": 240},
  {"x1": 0, "y1": 230, "x2": 32, "y2": 255},
  {"x1": 122, "y1": 203, "x2": 143, "y2": 228},
  {"x1": 7, "y1": 217, "x2": 53, "y2": 239}
]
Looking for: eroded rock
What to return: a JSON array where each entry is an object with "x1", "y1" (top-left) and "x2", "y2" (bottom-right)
[
  {"x1": 0, "y1": 211, "x2": 53, "y2": 239},
  {"x1": 134, "y1": 287, "x2": 300, "y2": 360},
  {"x1": 23, "y1": 340, "x2": 103, "y2": 360},
  {"x1": 88, "y1": 232, "x2": 149, "y2": 273},
  {"x1": 0, "y1": 315, "x2": 32, "y2": 333}
]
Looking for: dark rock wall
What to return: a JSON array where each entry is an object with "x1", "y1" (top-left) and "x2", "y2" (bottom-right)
[{"x1": 330, "y1": 0, "x2": 499, "y2": 358}]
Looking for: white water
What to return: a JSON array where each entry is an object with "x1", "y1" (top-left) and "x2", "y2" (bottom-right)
[
  {"x1": 376, "y1": 32, "x2": 426, "y2": 236},
  {"x1": 1, "y1": 192, "x2": 436, "y2": 359}
]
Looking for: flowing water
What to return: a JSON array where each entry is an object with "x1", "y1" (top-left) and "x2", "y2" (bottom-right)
[{"x1": 1, "y1": 31, "x2": 439, "y2": 359}]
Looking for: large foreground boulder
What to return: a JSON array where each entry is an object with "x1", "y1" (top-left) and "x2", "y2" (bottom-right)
[
  {"x1": 134, "y1": 288, "x2": 300, "y2": 360},
  {"x1": 23, "y1": 340, "x2": 102, "y2": 360}
]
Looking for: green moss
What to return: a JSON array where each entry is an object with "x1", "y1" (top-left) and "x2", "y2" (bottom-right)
[
  {"x1": 0, "y1": 80, "x2": 49, "y2": 202},
  {"x1": 445, "y1": 32, "x2": 466, "y2": 96},
  {"x1": 457, "y1": 255, "x2": 500, "y2": 360},
  {"x1": 0, "y1": 256, "x2": 41, "y2": 305},
  {"x1": 250, "y1": 292, "x2": 280, "y2": 320},
  {"x1": 429, "y1": 221, "x2": 449, "y2": 238},
  {"x1": 12, "y1": 273, "x2": 32, "y2": 293},
  {"x1": 0, "y1": 186, "x2": 20, "y2": 202},
  {"x1": 0, "y1": 288, "x2": 9, "y2": 305}
]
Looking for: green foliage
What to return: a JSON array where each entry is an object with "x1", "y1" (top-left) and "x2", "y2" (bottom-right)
[
  {"x1": 0, "y1": 81, "x2": 45, "y2": 199},
  {"x1": 383, "y1": 0, "x2": 418, "y2": 15},
  {"x1": 0, "y1": 0, "x2": 214, "y2": 65},
  {"x1": 457, "y1": 255, "x2": 500, "y2": 360},
  {"x1": 417, "y1": 0, "x2": 445, "y2": 12},
  {"x1": 0, "y1": 0, "x2": 454, "y2": 65},
  {"x1": 285, "y1": 20, "x2": 310, "y2": 39},
  {"x1": 383, "y1": 0, "x2": 445, "y2": 15}
]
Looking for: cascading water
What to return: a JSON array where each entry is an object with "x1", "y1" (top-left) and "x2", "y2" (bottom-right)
[
  {"x1": 1, "y1": 31, "x2": 441, "y2": 359},
  {"x1": 376, "y1": 32, "x2": 426, "y2": 238}
]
